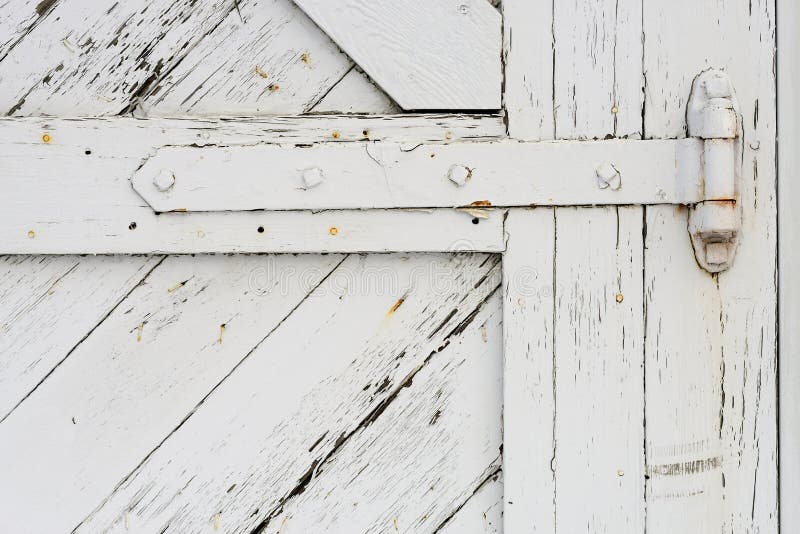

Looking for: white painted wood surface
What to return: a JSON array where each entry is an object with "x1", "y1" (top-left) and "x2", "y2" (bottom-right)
[
  {"x1": 643, "y1": 3, "x2": 778, "y2": 532},
  {"x1": 130, "y1": 138, "x2": 705, "y2": 213},
  {"x1": 291, "y1": 0, "x2": 501, "y2": 110},
  {"x1": 0, "y1": 253, "x2": 501, "y2": 534},
  {"x1": 553, "y1": 206, "x2": 645, "y2": 532},
  {"x1": 502, "y1": 208, "x2": 555, "y2": 533},
  {"x1": 779, "y1": 0, "x2": 800, "y2": 528},
  {"x1": 309, "y1": 68, "x2": 400, "y2": 115}
]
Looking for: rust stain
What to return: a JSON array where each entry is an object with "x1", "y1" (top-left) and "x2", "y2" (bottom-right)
[
  {"x1": 136, "y1": 322, "x2": 144, "y2": 342},
  {"x1": 27, "y1": 230, "x2": 35, "y2": 238},
  {"x1": 332, "y1": 130, "x2": 341, "y2": 139},
  {"x1": 41, "y1": 133, "x2": 51, "y2": 143},
  {"x1": 470, "y1": 200, "x2": 492, "y2": 207},
  {"x1": 386, "y1": 298, "x2": 405, "y2": 318},
  {"x1": 268, "y1": 84, "x2": 280, "y2": 92},
  {"x1": 218, "y1": 323, "x2": 226, "y2": 344},
  {"x1": 300, "y1": 52, "x2": 310, "y2": 64},
  {"x1": 328, "y1": 226, "x2": 339, "y2": 236},
  {"x1": 615, "y1": 293, "x2": 624, "y2": 303},
  {"x1": 167, "y1": 280, "x2": 186, "y2": 293},
  {"x1": 254, "y1": 66, "x2": 268, "y2": 78}
]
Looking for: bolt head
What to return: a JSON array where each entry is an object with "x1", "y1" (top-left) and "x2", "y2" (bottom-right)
[
  {"x1": 153, "y1": 169, "x2": 175, "y2": 192},
  {"x1": 302, "y1": 167, "x2": 325, "y2": 188},
  {"x1": 448, "y1": 164, "x2": 471, "y2": 186},
  {"x1": 595, "y1": 163, "x2": 621, "y2": 190},
  {"x1": 704, "y1": 75, "x2": 732, "y2": 98}
]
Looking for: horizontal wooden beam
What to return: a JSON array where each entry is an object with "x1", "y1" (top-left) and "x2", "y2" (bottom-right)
[{"x1": 131, "y1": 138, "x2": 704, "y2": 213}]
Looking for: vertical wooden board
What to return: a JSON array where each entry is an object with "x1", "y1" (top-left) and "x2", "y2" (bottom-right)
[
  {"x1": 292, "y1": 0, "x2": 502, "y2": 110},
  {"x1": 644, "y1": 2, "x2": 778, "y2": 531},
  {"x1": 72, "y1": 253, "x2": 501, "y2": 534},
  {"x1": 502, "y1": 0, "x2": 554, "y2": 140},
  {"x1": 644, "y1": 205, "x2": 723, "y2": 533},
  {"x1": 0, "y1": 253, "x2": 345, "y2": 534},
  {"x1": 0, "y1": 254, "x2": 162, "y2": 420},
  {"x1": 553, "y1": 206, "x2": 645, "y2": 533},
  {"x1": 502, "y1": 208, "x2": 555, "y2": 533},
  {"x1": 309, "y1": 68, "x2": 401, "y2": 114},
  {"x1": 258, "y1": 292, "x2": 503, "y2": 534},
  {"x1": 553, "y1": 0, "x2": 643, "y2": 139},
  {"x1": 136, "y1": 0, "x2": 353, "y2": 117}
]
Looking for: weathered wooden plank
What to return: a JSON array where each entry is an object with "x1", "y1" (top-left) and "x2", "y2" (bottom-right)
[
  {"x1": 502, "y1": 208, "x2": 555, "y2": 533},
  {"x1": 554, "y1": 206, "x2": 645, "y2": 533},
  {"x1": 644, "y1": 205, "x2": 723, "y2": 533},
  {"x1": 644, "y1": 2, "x2": 778, "y2": 531},
  {"x1": 0, "y1": 253, "x2": 346, "y2": 533},
  {"x1": 135, "y1": 0, "x2": 353, "y2": 117},
  {"x1": 257, "y1": 292, "x2": 503, "y2": 534},
  {"x1": 0, "y1": 116, "x2": 506, "y2": 254},
  {"x1": 437, "y1": 471, "x2": 503, "y2": 534},
  {"x1": 67, "y1": 253, "x2": 501, "y2": 534},
  {"x1": 778, "y1": 0, "x2": 800, "y2": 529},
  {"x1": 309, "y1": 67, "x2": 400, "y2": 114},
  {"x1": 553, "y1": 0, "x2": 643, "y2": 139},
  {"x1": 291, "y1": 0, "x2": 501, "y2": 110},
  {"x1": 502, "y1": 0, "x2": 554, "y2": 140},
  {"x1": 0, "y1": 0, "x2": 351, "y2": 116},
  {"x1": 0, "y1": 0, "x2": 51, "y2": 60},
  {"x1": 130, "y1": 139, "x2": 705, "y2": 213},
  {"x1": 0, "y1": 255, "x2": 162, "y2": 421}
]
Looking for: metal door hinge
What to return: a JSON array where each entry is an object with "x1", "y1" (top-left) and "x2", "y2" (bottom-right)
[{"x1": 686, "y1": 69, "x2": 741, "y2": 273}]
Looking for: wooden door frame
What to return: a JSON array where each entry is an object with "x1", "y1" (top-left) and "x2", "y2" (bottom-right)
[{"x1": 778, "y1": 0, "x2": 798, "y2": 529}]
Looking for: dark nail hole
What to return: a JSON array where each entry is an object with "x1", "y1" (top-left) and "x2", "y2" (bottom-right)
[
  {"x1": 84, "y1": 149, "x2": 92, "y2": 155},
  {"x1": 471, "y1": 218, "x2": 479, "y2": 225},
  {"x1": 128, "y1": 222, "x2": 137, "y2": 230},
  {"x1": 257, "y1": 226, "x2": 265, "y2": 233}
]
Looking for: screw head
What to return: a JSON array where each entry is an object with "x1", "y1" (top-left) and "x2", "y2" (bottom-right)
[
  {"x1": 302, "y1": 167, "x2": 325, "y2": 189},
  {"x1": 153, "y1": 169, "x2": 175, "y2": 192},
  {"x1": 448, "y1": 164, "x2": 471, "y2": 186}
]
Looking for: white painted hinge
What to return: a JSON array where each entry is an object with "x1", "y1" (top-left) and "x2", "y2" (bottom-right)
[{"x1": 686, "y1": 69, "x2": 741, "y2": 273}]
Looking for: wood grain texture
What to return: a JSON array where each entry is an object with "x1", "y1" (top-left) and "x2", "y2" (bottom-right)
[
  {"x1": 291, "y1": 0, "x2": 501, "y2": 110},
  {"x1": 553, "y1": 0, "x2": 643, "y2": 139},
  {"x1": 257, "y1": 292, "x2": 503, "y2": 534},
  {"x1": 67, "y1": 253, "x2": 501, "y2": 534},
  {"x1": 133, "y1": 0, "x2": 353, "y2": 117},
  {"x1": 130, "y1": 138, "x2": 705, "y2": 213},
  {"x1": 0, "y1": 253, "x2": 345, "y2": 533},
  {"x1": 644, "y1": 2, "x2": 778, "y2": 532},
  {"x1": 0, "y1": 255, "x2": 162, "y2": 421},
  {"x1": 437, "y1": 471, "x2": 502, "y2": 534},
  {"x1": 310, "y1": 68, "x2": 400, "y2": 114},
  {"x1": 644, "y1": 205, "x2": 724, "y2": 533},
  {"x1": 502, "y1": 208, "x2": 555, "y2": 533},
  {"x1": 0, "y1": 0, "x2": 353, "y2": 116},
  {"x1": 0, "y1": 0, "x2": 53, "y2": 60},
  {"x1": 502, "y1": 0, "x2": 554, "y2": 140},
  {"x1": 553, "y1": 206, "x2": 645, "y2": 533}
]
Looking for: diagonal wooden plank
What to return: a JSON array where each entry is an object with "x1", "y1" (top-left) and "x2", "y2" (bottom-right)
[
  {"x1": 0, "y1": 0, "x2": 353, "y2": 116},
  {"x1": 437, "y1": 470, "x2": 502, "y2": 534},
  {"x1": 0, "y1": 0, "x2": 56, "y2": 60},
  {"x1": 257, "y1": 291, "x2": 502, "y2": 533},
  {"x1": 71, "y1": 253, "x2": 500, "y2": 534},
  {"x1": 0, "y1": 253, "x2": 345, "y2": 534},
  {"x1": 291, "y1": 0, "x2": 501, "y2": 110},
  {"x1": 309, "y1": 67, "x2": 401, "y2": 114},
  {"x1": 0, "y1": 254, "x2": 162, "y2": 421},
  {"x1": 553, "y1": 206, "x2": 645, "y2": 533},
  {"x1": 135, "y1": 0, "x2": 354, "y2": 117}
]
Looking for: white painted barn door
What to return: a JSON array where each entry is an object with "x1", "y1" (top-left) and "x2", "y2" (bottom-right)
[{"x1": 0, "y1": 1, "x2": 777, "y2": 534}]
